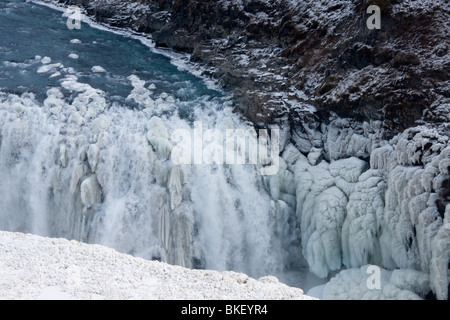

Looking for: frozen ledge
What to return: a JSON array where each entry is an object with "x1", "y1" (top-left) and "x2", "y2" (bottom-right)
[{"x1": 0, "y1": 231, "x2": 314, "y2": 300}]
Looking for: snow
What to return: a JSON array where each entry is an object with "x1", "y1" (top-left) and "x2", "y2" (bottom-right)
[
  {"x1": 38, "y1": 287, "x2": 74, "y2": 300},
  {"x1": 68, "y1": 53, "x2": 79, "y2": 59},
  {"x1": 0, "y1": 231, "x2": 314, "y2": 300}
]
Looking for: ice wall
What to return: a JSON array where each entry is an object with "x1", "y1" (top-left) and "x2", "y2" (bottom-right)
[{"x1": 267, "y1": 117, "x2": 450, "y2": 299}]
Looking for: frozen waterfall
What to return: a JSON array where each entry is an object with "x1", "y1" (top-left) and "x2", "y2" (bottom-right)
[{"x1": 0, "y1": 0, "x2": 448, "y2": 300}]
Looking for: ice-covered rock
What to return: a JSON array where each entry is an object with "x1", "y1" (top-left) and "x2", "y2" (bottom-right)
[
  {"x1": 91, "y1": 66, "x2": 106, "y2": 73},
  {"x1": 341, "y1": 169, "x2": 385, "y2": 269},
  {"x1": 127, "y1": 75, "x2": 155, "y2": 110},
  {"x1": 41, "y1": 56, "x2": 51, "y2": 64},
  {"x1": 370, "y1": 144, "x2": 394, "y2": 171},
  {"x1": 286, "y1": 121, "x2": 449, "y2": 299},
  {"x1": 291, "y1": 127, "x2": 313, "y2": 154},
  {"x1": 37, "y1": 63, "x2": 63, "y2": 74},
  {"x1": 324, "y1": 118, "x2": 372, "y2": 161},
  {"x1": 323, "y1": 265, "x2": 429, "y2": 300},
  {"x1": 87, "y1": 144, "x2": 100, "y2": 172},
  {"x1": 146, "y1": 116, "x2": 173, "y2": 160},
  {"x1": 80, "y1": 175, "x2": 102, "y2": 208},
  {"x1": 430, "y1": 205, "x2": 450, "y2": 300},
  {"x1": 329, "y1": 157, "x2": 368, "y2": 183},
  {"x1": 307, "y1": 147, "x2": 323, "y2": 166}
]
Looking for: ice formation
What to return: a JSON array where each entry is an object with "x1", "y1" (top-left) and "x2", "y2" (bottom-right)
[
  {"x1": 252, "y1": 115, "x2": 449, "y2": 299},
  {"x1": 321, "y1": 265, "x2": 429, "y2": 300},
  {"x1": 270, "y1": 119, "x2": 450, "y2": 299}
]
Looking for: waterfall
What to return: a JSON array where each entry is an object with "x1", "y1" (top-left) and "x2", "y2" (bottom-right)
[{"x1": 0, "y1": 71, "x2": 291, "y2": 279}]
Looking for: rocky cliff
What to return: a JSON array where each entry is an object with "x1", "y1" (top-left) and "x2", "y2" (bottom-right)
[{"x1": 57, "y1": 0, "x2": 449, "y2": 135}]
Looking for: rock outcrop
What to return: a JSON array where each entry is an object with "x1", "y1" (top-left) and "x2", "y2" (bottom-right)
[{"x1": 57, "y1": 0, "x2": 449, "y2": 137}]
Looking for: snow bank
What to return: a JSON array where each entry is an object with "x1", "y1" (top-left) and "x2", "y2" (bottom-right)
[{"x1": 0, "y1": 231, "x2": 313, "y2": 300}]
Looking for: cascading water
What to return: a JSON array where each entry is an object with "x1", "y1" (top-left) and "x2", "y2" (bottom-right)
[{"x1": 0, "y1": 0, "x2": 300, "y2": 282}]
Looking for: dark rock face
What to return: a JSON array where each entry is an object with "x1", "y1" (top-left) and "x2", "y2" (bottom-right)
[{"x1": 57, "y1": 0, "x2": 449, "y2": 138}]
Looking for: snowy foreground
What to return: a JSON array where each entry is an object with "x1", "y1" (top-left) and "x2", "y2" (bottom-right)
[{"x1": 0, "y1": 231, "x2": 314, "y2": 300}]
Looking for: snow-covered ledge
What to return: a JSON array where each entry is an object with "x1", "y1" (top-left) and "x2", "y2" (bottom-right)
[{"x1": 0, "y1": 231, "x2": 314, "y2": 300}]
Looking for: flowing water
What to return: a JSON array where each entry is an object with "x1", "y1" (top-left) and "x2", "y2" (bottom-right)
[{"x1": 0, "y1": 0, "x2": 308, "y2": 284}]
